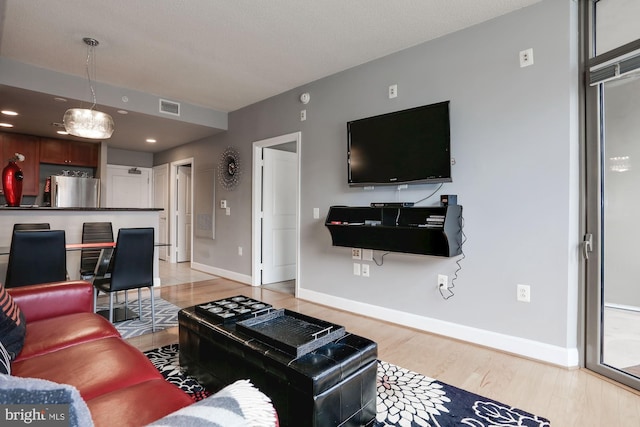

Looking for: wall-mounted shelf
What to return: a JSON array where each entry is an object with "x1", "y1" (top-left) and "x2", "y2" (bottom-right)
[{"x1": 325, "y1": 205, "x2": 463, "y2": 257}]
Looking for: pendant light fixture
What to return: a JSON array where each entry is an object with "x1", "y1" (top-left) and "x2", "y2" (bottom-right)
[{"x1": 63, "y1": 37, "x2": 115, "y2": 139}]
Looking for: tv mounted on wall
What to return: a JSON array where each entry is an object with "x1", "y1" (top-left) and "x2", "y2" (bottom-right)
[{"x1": 347, "y1": 101, "x2": 452, "y2": 186}]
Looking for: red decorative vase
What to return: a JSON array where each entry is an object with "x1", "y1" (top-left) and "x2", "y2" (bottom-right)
[{"x1": 2, "y1": 161, "x2": 23, "y2": 207}]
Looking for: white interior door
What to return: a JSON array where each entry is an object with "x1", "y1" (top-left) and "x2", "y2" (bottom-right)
[
  {"x1": 153, "y1": 164, "x2": 169, "y2": 260},
  {"x1": 262, "y1": 148, "x2": 296, "y2": 284},
  {"x1": 105, "y1": 165, "x2": 151, "y2": 208},
  {"x1": 177, "y1": 165, "x2": 192, "y2": 262}
]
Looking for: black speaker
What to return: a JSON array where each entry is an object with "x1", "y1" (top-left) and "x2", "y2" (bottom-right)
[{"x1": 440, "y1": 194, "x2": 457, "y2": 206}]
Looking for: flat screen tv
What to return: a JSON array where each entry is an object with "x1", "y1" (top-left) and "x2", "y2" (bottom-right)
[{"x1": 347, "y1": 101, "x2": 451, "y2": 186}]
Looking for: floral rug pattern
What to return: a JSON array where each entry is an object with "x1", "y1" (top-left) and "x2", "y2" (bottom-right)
[
  {"x1": 374, "y1": 360, "x2": 550, "y2": 427},
  {"x1": 145, "y1": 345, "x2": 551, "y2": 426},
  {"x1": 144, "y1": 344, "x2": 211, "y2": 402}
]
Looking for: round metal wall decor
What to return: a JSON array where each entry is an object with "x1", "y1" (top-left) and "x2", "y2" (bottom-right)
[{"x1": 218, "y1": 147, "x2": 241, "y2": 190}]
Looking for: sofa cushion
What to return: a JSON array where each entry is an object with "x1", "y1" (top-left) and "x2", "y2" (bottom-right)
[
  {"x1": 11, "y1": 337, "x2": 164, "y2": 401},
  {"x1": 0, "y1": 374, "x2": 94, "y2": 427},
  {"x1": 86, "y1": 379, "x2": 192, "y2": 427},
  {"x1": 0, "y1": 282, "x2": 26, "y2": 369},
  {"x1": 8, "y1": 280, "x2": 93, "y2": 322},
  {"x1": 15, "y1": 312, "x2": 120, "y2": 362}
]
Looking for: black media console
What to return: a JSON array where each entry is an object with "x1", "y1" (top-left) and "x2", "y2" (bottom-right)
[{"x1": 325, "y1": 204, "x2": 463, "y2": 257}]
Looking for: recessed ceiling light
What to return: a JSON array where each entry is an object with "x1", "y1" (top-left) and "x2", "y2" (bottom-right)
[
  {"x1": 0, "y1": 123, "x2": 14, "y2": 128},
  {"x1": 146, "y1": 138, "x2": 157, "y2": 143},
  {"x1": 117, "y1": 110, "x2": 128, "y2": 115},
  {"x1": 57, "y1": 131, "x2": 69, "y2": 135},
  {"x1": 1, "y1": 110, "x2": 18, "y2": 116},
  {"x1": 54, "y1": 97, "x2": 67, "y2": 102}
]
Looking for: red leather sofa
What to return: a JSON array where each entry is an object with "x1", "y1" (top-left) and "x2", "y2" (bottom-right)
[{"x1": 7, "y1": 280, "x2": 194, "y2": 426}]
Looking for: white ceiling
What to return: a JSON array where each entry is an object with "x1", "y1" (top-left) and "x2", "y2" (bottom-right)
[{"x1": 0, "y1": 0, "x2": 542, "y2": 152}]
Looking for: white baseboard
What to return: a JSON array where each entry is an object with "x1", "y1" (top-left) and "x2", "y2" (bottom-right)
[
  {"x1": 190, "y1": 262, "x2": 253, "y2": 285},
  {"x1": 298, "y1": 288, "x2": 579, "y2": 368}
]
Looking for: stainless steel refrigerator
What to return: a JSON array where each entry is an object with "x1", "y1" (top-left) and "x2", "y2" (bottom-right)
[{"x1": 50, "y1": 176, "x2": 100, "y2": 208}]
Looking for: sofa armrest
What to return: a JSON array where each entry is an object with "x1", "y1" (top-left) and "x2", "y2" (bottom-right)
[{"x1": 8, "y1": 280, "x2": 94, "y2": 322}]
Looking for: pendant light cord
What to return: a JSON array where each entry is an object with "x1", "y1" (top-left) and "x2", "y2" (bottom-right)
[{"x1": 84, "y1": 38, "x2": 98, "y2": 110}]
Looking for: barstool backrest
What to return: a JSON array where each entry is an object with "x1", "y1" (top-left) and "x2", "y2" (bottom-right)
[{"x1": 5, "y1": 230, "x2": 66, "y2": 288}]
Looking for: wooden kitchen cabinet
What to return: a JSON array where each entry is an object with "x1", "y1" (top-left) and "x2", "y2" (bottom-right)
[
  {"x1": 40, "y1": 138, "x2": 99, "y2": 167},
  {"x1": 0, "y1": 132, "x2": 40, "y2": 196}
]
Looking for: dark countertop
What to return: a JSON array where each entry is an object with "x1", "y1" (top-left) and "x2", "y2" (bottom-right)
[{"x1": 0, "y1": 206, "x2": 163, "y2": 211}]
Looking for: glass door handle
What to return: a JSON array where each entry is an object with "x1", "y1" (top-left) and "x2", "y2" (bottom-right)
[{"x1": 583, "y1": 233, "x2": 593, "y2": 260}]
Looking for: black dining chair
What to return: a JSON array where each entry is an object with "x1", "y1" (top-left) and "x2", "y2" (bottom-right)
[
  {"x1": 5, "y1": 230, "x2": 67, "y2": 288},
  {"x1": 13, "y1": 223, "x2": 50, "y2": 231},
  {"x1": 92, "y1": 227, "x2": 156, "y2": 331},
  {"x1": 80, "y1": 222, "x2": 114, "y2": 281}
]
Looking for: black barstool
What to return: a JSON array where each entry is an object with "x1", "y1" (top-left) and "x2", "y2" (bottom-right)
[
  {"x1": 5, "y1": 230, "x2": 66, "y2": 288},
  {"x1": 13, "y1": 223, "x2": 50, "y2": 231},
  {"x1": 80, "y1": 222, "x2": 114, "y2": 281},
  {"x1": 93, "y1": 228, "x2": 156, "y2": 331}
]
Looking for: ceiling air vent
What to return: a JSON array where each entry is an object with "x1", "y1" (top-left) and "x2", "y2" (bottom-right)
[{"x1": 159, "y1": 99, "x2": 180, "y2": 116}]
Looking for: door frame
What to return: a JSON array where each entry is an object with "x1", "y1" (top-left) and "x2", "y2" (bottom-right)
[
  {"x1": 252, "y1": 132, "x2": 301, "y2": 292},
  {"x1": 169, "y1": 157, "x2": 194, "y2": 264},
  {"x1": 152, "y1": 163, "x2": 169, "y2": 261},
  {"x1": 582, "y1": 1, "x2": 640, "y2": 390}
]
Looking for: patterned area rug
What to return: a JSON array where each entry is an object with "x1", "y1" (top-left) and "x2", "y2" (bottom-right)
[
  {"x1": 100, "y1": 297, "x2": 180, "y2": 339},
  {"x1": 144, "y1": 345, "x2": 551, "y2": 426}
]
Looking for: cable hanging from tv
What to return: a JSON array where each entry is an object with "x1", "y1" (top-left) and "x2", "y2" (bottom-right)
[
  {"x1": 413, "y1": 183, "x2": 444, "y2": 205},
  {"x1": 439, "y1": 213, "x2": 466, "y2": 301}
]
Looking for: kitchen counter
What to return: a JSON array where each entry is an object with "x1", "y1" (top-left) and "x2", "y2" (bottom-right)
[
  {"x1": 0, "y1": 208, "x2": 164, "y2": 285},
  {"x1": 0, "y1": 206, "x2": 162, "y2": 211}
]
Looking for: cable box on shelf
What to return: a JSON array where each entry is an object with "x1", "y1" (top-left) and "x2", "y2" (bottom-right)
[{"x1": 370, "y1": 202, "x2": 414, "y2": 207}]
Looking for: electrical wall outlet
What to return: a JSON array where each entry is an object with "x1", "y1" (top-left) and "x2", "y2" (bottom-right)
[
  {"x1": 300, "y1": 109, "x2": 307, "y2": 121},
  {"x1": 438, "y1": 274, "x2": 448, "y2": 290},
  {"x1": 362, "y1": 264, "x2": 370, "y2": 277},
  {"x1": 388, "y1": 84, "x2": 398, "y2": 99},
  {"x1": 238, "y1": 246, "x2": 243, "y2": 256},
  {"x1": 352, "y1": 248, "x2": 362, "y2": 259},
  {"x1": 517, "y1": 284, "x2": 531, "y2": 302},
  {"x1": 519, "y1": 48, "x2": 534, "y2": 67},
  {"x1": 353, "y1": 263, "x2": 361, "y2": 276}
]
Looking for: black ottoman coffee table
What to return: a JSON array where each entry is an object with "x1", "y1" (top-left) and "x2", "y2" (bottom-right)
[{"x1": 178, "y1": 296, "x2": 378, "y2": 427}]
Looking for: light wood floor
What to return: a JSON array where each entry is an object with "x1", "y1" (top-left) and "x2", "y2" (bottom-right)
[{"x1": 128, "y1": 272, "x2": 640, "y2": 427}]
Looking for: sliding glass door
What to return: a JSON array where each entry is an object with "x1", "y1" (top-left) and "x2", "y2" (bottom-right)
[{"x1": 584, "y1": 0, "x2": 640, "y2": 390}]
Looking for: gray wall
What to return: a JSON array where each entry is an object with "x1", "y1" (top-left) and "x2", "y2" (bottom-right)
[
  {"x1": 157, "y1": 0, "x2": 580, "y2": 362},
  {"x1": 107, "y1": 147, "x2": 154, "y2": 168},
  {"x1": 0, "y1": 57, "x2": 227, "y2": 130}
]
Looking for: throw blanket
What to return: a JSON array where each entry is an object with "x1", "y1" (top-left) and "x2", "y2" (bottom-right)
[
  {"x1": 148, "y1": 379, "x2": 277, "y2": 427},
  {"x1": 0, "y1": 374, "x2": 94, "y2": 427}
]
